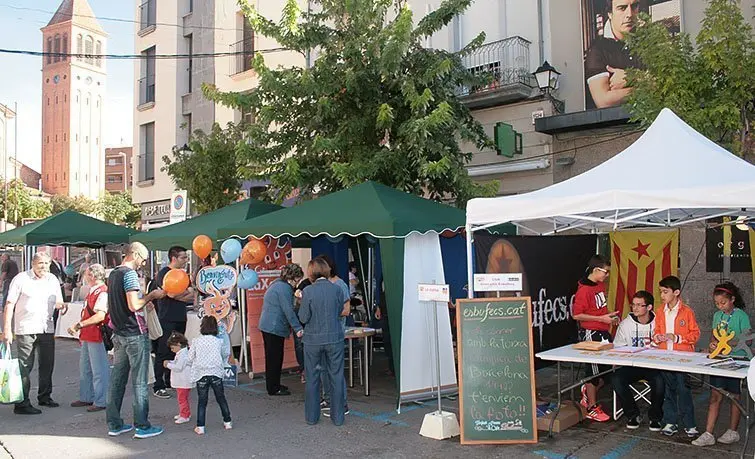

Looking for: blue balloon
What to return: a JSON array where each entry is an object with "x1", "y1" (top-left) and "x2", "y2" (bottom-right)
[
  {"x1": 237, "y1": 269, "x2": 259, "y2": 290},
  {"x1": 220, "y1": 239, "x2": 243, "y2": 264},
  {"x1": 64, "y1": 264, "x2": 76, "y2": 277}
]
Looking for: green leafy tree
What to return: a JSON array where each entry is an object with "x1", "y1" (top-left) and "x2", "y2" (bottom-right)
[
  {"x1": 98, "y1": 191, "x2": 140, "y2": 228},
  {"x1": 162, "y1": 123, "x2": 245, "y2": 214},
  {"x1": 50, "y1": 194, "x2": 97, "y2": 215},
  {"x1": 626, "y1": 0, "x2": 755, "y2": 157},
  {"x1": 0, "y1": 179, "x2": 52, "y2": 225},
  {"x1": 204, "y1": 0, "x2": 497, "y2": 206}
]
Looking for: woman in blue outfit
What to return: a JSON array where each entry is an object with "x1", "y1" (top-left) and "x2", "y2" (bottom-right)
[
  {"x1": 299, "y1": 258, "x2": 350, "y2": 426},
  {"x1": 258, "y1": 264, "x2": 304, "y2": 396}
]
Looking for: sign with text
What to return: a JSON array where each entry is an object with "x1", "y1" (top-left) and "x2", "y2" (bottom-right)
[
  {"x1": 456, "y1": 297, "x2": 537, "y2": 445},
  {"x1": 474, "y1": 273, "x2": 523, "y2": 292},
  {"x1": 418, "y1": 284, "x2": 450, "y2": 302},
  {"x1": 170, "y1": 190, "x2": 188, "y2": 223},
  {"x1": 223, "y1": 364, "x2": 238, "y2": 387},
  {"x1": 196, "y1": 265, "x2": 239, "y2": 294}
]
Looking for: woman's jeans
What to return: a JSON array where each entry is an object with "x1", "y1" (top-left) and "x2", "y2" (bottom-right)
[
  {"x1": 661, "y1": 371, "x2": 696, "y2": 428},
  {"x1": 305, "y1": 342, "x2": 345, "y2": 426},
  {"x1": 196, "y1": 375, "x2": 232, "y2": 427},
  {"x1": 79, "y1": 340, "x2": 110, "y2": 407}
]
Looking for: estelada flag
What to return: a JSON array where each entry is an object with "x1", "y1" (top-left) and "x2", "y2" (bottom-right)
[{"x1": 608, "y1": 230, "x2": 679, "y2": 318}]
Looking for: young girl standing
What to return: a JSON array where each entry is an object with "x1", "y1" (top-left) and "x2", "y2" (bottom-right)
[
  {"x1": 188, "y1": 316, "x2": 232, "y2": 435},
  {"x1": 164, "y1": 332, "x2": 192, "y2": 424},
  {"x1": 692, "y1": 282, "x2": 751, "y2": 447}
]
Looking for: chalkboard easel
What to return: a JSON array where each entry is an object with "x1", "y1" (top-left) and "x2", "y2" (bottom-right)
[{"x1": 456, "y1": 297, "x2": 537, "y2": 445}]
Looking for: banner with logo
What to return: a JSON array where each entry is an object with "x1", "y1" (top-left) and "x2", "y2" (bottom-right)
[
  {"x1": 608, "y1": 230, "x2": 679, "y2": 319},
  {"x1": 242, "y1": 237, "x2": 295, "y2": 375},
  {"x1": 474, "y1": 233, "x2": 597, "y2": 359}
]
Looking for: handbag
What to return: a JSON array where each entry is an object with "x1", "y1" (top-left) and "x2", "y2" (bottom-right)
[
  {"x1": 0, "y1": 342, "x2": 23, "y2": 404},
  {"x1": 146, "y1": 306, "x2": 163, "y2": 340},
  {"x1": 85, "y1": 303, "x2": 113, "y2": 351}
]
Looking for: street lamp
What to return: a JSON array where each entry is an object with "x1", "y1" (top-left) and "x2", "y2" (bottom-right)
[{"x1": 533, "y1": 60, "x2": 564, "y2": 114}]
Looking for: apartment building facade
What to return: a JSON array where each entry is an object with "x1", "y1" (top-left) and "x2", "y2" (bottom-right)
[
  {"x1": 105, "y1": 146, "x2": 133, "y2": 192},
  {"x1": 132, "y1": 0, "x2": 304, "y2": 227},
  {"x1": 409, "y1": 0, "x2": 754, "y2": 195}
]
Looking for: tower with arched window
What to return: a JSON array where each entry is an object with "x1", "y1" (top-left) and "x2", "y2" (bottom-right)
[{"x1": 41, "y1": 0, "x2": 106, "y2": 200}]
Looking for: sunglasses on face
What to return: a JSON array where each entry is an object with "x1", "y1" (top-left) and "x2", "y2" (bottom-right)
[{"x1": 596, "y1": 268, "x2": 610, "y2": 274}]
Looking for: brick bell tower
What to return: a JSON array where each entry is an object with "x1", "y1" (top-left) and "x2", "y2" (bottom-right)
[{"x1": 41, "y1": 0, "x2": 107, "y2": 199}]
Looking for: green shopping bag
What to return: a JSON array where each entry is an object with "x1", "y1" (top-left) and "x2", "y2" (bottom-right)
[{"x1": 0, "y1": 342, "x2": 23, "y2": 404}]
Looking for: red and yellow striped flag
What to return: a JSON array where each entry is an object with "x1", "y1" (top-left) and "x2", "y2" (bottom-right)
[{"x1": 608, "y1": 230, "x2": 679, "y2": 318}]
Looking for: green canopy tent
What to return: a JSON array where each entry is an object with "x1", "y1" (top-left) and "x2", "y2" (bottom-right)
[
  {"x1": 218, "y1": 181, "x2": 465, "y2": 405},
  {"x1": 0, "y1": 210, "x2": 137, "y2": 247},
  {"x1": 0, "y1": 210, "x2": 138, "y2": 271},
  {"x1": 131, "y1": 198, "x2": 283, "y2": 251}
]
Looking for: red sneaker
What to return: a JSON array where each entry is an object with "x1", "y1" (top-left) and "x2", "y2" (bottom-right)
[
  {"x1": 580, "y1": 384, "x2": 588, "y2": 408},
  {"x1": 585, "y1": 404, "x2": 610, "y2": 422}
]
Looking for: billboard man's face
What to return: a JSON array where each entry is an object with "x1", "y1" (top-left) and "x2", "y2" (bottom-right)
[{"x1": 609, "y1": 0, "x2": 640, "y2": 40}]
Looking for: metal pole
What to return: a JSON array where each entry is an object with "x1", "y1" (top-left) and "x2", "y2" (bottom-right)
[
  {"x1": 465, "y1": 224, "x2": 474, "y2": 298},
  {"x1": 433, "y1": 297, "x2": 442, "y2": 414}
]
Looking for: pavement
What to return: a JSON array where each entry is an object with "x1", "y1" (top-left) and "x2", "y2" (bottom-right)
[{"x1": 0, "y1": 338, "x2": 752, "y2": 458}]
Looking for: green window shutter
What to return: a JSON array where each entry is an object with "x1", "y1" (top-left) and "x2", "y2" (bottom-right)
[{"x1": 494, "y1": 122, "x2": 521, "y2": 158}]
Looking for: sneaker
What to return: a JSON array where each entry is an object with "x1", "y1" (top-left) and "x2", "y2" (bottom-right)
[
  {"x1": 345, "y1": 405, "x2": 350, "y2": 415},
  {"x1": 320, "y1": 400, "x2": 329, "y2": 409},
  {"x1": 194, "y1": 426, "x2": 205, "y2": 435},
  {"x1": 626, "y1": 415, "x2": 641, "y2": 430},
  {"x1": 717, "y1": 429, "x2": 740, "y2": 444},
  {"x1": 174, "y1": 417, "x2": 191, "y2": 424},
  {"x1": 685, "y1": 427, "x2": 700, "y2": 438},
  {"x1": 13, "y1": 405, "x2": 42, "y2": 415},
  {"x1": 661, "y1": 423, "x2": 678, "y2": 436},
  {"x1": 649, "y1": 420, "x2": 662, "y2": 432},
  {"x1": 173, "y1": 415, "x2": 180, "y2": 420},
  {"x1": 691, "y1": 431, "x2": 716, "y2": 446},
  {"x1": 322, "y1": 407, "x2": 331, "y2": 418},
  {"x1": 108, "y1": 424, "x2": 134, "y2": 437},
  {"x1": 580, "y1": 384, "x2": 588, "y2": 408},
  {"x1": 224, "y1": 421, "x2": 233, "y2": 430},
  {"x1": 70, "y1": 400, "x2": 93, "y2": 407},
  {"x1": 153, "y1": 389, "x2": 171, "y2": 399},
  {"x1": 133, "y1": 425, "x2": 164, "y2": 439},
  {"x1": 585, "y1": 404, "x2": 610, "y2": 422}
]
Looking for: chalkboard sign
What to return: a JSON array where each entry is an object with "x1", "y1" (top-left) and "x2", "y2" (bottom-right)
[{"x1": 456, "y1": 297, "x2": 537, "y2": 445}]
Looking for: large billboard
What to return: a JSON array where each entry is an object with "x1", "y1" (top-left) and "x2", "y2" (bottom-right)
[{"x1": 581, "y1": 0, "x2": 680, "y2": 110}]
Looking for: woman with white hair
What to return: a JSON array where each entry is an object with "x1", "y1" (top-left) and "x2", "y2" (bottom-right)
[{"x1": 68, "y1": 263, "x2": 110, "y2": 412}]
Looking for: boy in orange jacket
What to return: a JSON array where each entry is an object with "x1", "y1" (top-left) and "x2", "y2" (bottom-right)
[{"x1": 653, "y1": 275, "x2": 700, "y2": 438}]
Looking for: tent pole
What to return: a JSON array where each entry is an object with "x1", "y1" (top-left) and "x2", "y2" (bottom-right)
[
  {"x1": 368, "y1": 244, "x2": 373, "y2": 314},
  {"x1": 465, "y1": 224, "x2": 474, "y2": 299},
  {"x1": 236, "y1": 259, "x2": 249, "y2": 373}
]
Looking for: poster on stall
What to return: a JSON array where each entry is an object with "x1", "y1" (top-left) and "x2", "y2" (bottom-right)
[{"x1": 242, "y1": 236, "x2": 297, "y2": 375}]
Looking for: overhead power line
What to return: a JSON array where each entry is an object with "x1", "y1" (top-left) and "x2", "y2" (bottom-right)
[
  {"x1": 0, "y1": 48, "x2": 290, "y2": 60},
  {"x1": 0, "y1": 3, "x2": 242, "y2": 32}
]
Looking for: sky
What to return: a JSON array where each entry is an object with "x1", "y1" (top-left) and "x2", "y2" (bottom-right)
[{"x1": 0, "y1": 0, "x2": 134, "y2": 172}]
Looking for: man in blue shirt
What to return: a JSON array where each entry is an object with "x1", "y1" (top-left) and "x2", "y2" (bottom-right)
[{"x1": 106, "y1": 242, "x2": 166, "y2": 439}]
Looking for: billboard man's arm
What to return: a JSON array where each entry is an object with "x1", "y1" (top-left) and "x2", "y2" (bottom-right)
[{"x1": 588, "y1": 71, "x2": 632, "y2": 108}]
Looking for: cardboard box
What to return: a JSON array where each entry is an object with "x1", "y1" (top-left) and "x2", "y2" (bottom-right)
[
  {"x1": 536, "y1": 404, "x2": 584, "y2": 433},
  {"x1": 572, "y1": 341, "x2": 613, "y2": 351}
]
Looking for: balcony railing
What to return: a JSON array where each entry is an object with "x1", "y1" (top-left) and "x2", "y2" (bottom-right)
[
  {"x1": 458, "y1": 36, "x2": 532, "y2": 98},
  {"x1": 138, "y1": 153, "x2": 155, "y2": 182},
  {"x1": 139, "y1": 0, "x2": 156, "y2": 32},
  {"x1": 230, "y1": 37, "x2": 254, "y2": 75},
  {"x1": 138, "y1": 76, "x2": 155, "y2": 106}
]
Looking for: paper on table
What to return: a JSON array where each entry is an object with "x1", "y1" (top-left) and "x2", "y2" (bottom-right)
[{"x1": 612, "y1": 346, "x2": 649, "y2": 354}]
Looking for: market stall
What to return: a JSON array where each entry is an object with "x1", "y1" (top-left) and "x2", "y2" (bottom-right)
[{"x1": 219, "y1": 181, "x2": 466, "y2": 405}]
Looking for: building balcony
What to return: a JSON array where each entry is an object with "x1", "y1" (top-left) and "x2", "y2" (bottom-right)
[
  {"x1": 458, "y1": 36, "x2": 534, "y2": 110},
  {"x1": 229, "y1": 37, "x2": 254, "y2": 76},
  {"x1": 138, "y1": 76, "x2": 155, "y2": 108},
  {"x1": 138, "y1": 0, "x2": 156, "y2": 35}
]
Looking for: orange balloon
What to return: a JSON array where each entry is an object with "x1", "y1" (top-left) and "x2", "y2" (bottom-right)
[
  {"x1": 163, "y1": 269, "x2": 190, "y2": 295},
  {"x1": 192, "y1": 235, "x2": 213, "y2": 259},
  {"x1": 242, "y1": 239, "x2": 267, "y2": 266}
]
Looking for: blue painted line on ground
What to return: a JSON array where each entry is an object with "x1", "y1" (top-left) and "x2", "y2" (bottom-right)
[
  {"x1": 234, "y1": 384, "x2": 265, "y2": 394},
  {"x1": 349, "y1": 409, "x2": 409, "y2": 427},
  {"x1": 600, "y1": 438, "x2": 639, "y2": 459},
  {"x1": 533, "y1": 450, "x2": 575, "y2": 459}
]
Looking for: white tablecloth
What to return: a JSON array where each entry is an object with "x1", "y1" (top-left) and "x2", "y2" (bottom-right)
[
  {"x1": 536, "y1": 345, "x2": 750, "y2": 379},
  {"x1": 55, "y1": 301, "x2": 84, "y2": 339},
  {"x1": 185, "y1": 311, "x2": 242, "y2": 347}
]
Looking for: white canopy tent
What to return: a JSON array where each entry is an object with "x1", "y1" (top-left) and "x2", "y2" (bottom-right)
[{"x1": 465, "y1": 108, "x2": 755, "y2": 295}]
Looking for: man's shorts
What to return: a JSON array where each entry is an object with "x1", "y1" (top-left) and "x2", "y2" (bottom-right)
[
  {"x1": 578, "y1": 329, "x2": 613, "y2": 384},
  {"x1": 710, "y1": 375, "x2": 741, "y2": 395}
]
